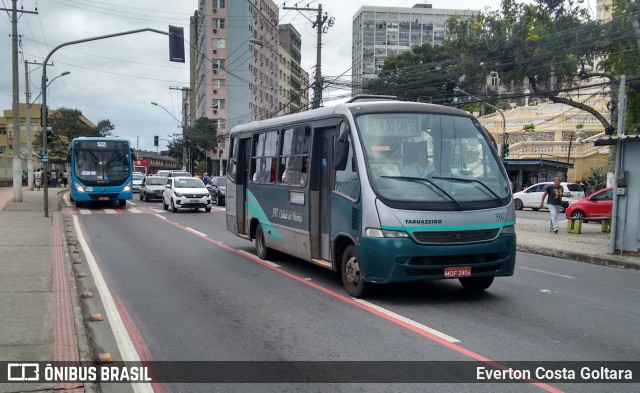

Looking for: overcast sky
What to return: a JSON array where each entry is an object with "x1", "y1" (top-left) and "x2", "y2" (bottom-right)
[{"x1": 0, "y1": 0, "x2": 513, "y2": 151}]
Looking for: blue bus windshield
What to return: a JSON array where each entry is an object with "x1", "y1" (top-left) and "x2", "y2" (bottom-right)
[{"x1": 74, "y1": 147, "x2": 130, "y2": 184}]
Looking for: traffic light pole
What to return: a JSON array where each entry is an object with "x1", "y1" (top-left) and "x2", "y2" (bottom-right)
[{"x1": 40, "y1": 28, "x2": 172, "y2": 217}]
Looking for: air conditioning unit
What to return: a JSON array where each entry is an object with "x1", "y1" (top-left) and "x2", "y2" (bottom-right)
[
  {"x1": 213, "y1": 28, "x2": 217, "y2": 33},
  {"x1": 213, "y1": 49, "x2": 217, "y2": 53},
  {"x1": 213, "y1": 70, "x2": 218, "y2": 74},
  {"x1": 213, "y1": 89, "x2": 217, "y2": 93},
  {"x1": 213, "y1": 8, "x2": 217, "y2": 13},
  {"x1": 213, "y1": 109, "x2": 218, "y2": 114}
]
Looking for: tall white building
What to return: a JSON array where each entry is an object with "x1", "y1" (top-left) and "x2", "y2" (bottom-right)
[
  {"x1": 278, "y1": 24, "x2": 309, "y2": 116},
  {"x1": 351, "y1": 3, "x2": 477, "y2": 95}
]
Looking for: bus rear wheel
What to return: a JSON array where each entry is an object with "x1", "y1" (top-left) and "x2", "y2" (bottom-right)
[
  {"x1": 341, "y1": 245, "x2": 371, "y2": 298},
  {"x1": 118, "y1": 200, "x2": 126, "y2": 207},
  {"x1": 459, "y1": 276, "x2": 494, "y2": 291},
  {"x1": 255, "y1": 224, "x2": 271, "y2": 260}
]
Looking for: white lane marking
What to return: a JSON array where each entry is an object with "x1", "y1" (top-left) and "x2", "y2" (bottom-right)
[
  {"x1": 127, "y1": 208, "x2": 142, "y2": 214},
  {"x1": 626, "y1": 288, "x2": 640, "y2": 294},
  {"x1": 128, "y1": 201, "x2": 137, "y2": 205},
  {"x1": 185, "y1": 227, "x2": 208, "y2": 237},
  {"x1": 355, "y1": 299, "x2": 460, "y2": 343},
  {"x1": 72, "y1": 216, "x2": 154, "y2": 393},
  {"x1": 63, "y1": 193, "x2": 72, "y2": 207},
  {"x1": 238, "y1": 250, "x2": 280, "y2": 268},
  {"x1": 517, "y1": 266, "x2": 575, "y2": 279},
  {"x1": 104, "y1": 209, "x2": 118, "y2": 214},
  {"x1": 79, "y1": 209, "x2": 92, "y2": 215},
  {"x1": 154, "y1": 214, "x2": 167, "y2": 220}
]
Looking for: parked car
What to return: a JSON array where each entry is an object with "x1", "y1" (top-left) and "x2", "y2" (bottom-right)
[
  {"x1": 513, "y1": 182, "x2": 585, "y2": 211},
  {"x1": 139, "y1": 176, "x2": 167, "y2": 201},
  {"x1": 132, "y1": 173, "x2": 145, "y2": 193},
  {"x1": 206, "y1": 176, "x2": 226, "y2": 205},
  {"x1": 565, "y1": 187, "x2": 613, "y2": 221},
  {"x1": 162, "y1": 176, "x2": 211, "y2": 213}
]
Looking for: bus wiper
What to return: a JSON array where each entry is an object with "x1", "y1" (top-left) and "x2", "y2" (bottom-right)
[
  {"x1": 380, "y1": 176, "x2": 463, "y2": 209},
  {"x1": 431, "y1": 176, "x2": 502, "y2": 204}
]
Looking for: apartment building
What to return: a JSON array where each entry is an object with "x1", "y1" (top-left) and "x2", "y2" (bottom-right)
[
  {"x1": 277, "y1": 24, "x2": 309, "y2": 116},
  {"x1": 351, "y1": 3, "x2": 477, "y2": 95}
]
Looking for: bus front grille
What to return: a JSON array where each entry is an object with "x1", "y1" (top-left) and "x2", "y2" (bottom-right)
[{"x1": 412, "y1": 228, "x2": 499, "y2": 244}]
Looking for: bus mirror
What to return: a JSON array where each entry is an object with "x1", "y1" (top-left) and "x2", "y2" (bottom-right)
[{"x1": 333, "y1": 122, "x2": 350, "y2": 171}]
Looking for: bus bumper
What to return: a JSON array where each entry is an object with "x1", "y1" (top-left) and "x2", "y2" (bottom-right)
[{"x1": 358, "y1": 233, "x2": 516, "y2": 283}]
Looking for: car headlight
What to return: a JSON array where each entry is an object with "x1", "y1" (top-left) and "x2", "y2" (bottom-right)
[
  {"x1": 365, "y1": 228, "x2": 410, "y2": 238},
  {"x1": 174, "y1": 192, "x2": 183, "y2": 197}
]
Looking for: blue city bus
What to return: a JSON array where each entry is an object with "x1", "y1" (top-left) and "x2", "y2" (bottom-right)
[
  {"x1": 68, "y1": 137, "x2": 133, "y2": 207},
  {"x1": 226, "y1": 96, "x2": 516, "y2": 297}
]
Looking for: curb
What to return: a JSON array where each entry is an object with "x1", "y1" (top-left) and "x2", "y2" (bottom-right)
[{"x1": 516, "y1": 244, "x2": 640, "y2": 271}]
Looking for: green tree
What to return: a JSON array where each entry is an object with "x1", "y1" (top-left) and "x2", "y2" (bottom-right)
[{"x1": 167, "y1": 116, "x2": 217, "y2": 171}]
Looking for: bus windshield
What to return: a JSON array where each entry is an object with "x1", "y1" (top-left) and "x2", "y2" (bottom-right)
[
  {"x1": 356, "y1": 113, "x2": 510, "y2": 207},
  {"x1": 74, "y1": 148, "x2": 130, "y2": 184}
]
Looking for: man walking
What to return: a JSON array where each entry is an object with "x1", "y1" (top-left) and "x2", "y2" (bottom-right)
[{"x1": 541, "y1": 177, "x2": 563, "y2": 233}]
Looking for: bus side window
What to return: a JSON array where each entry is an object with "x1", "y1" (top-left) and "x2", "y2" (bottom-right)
[{"x1": 334, "y1": 139, "x2": 360, "y2": 200}]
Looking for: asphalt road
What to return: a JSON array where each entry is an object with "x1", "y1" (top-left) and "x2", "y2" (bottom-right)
[{"x1": 70, "y1": 198, "x2": 640, "y2": 393}]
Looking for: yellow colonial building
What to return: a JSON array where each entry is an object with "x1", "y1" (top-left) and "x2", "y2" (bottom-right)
[{"x1": 478, "y1": 78, "x2": 611, "y2": 189}]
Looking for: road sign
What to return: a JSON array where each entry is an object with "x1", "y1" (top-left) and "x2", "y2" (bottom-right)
[{"x1": 40, "y1": 153, "x2": 48, "y2": 162}]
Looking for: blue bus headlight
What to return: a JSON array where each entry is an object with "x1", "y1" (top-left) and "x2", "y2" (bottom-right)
[
  {"x1": 123, "y1": 183, "x2": 131, "y2": 192},
  {"x1": 365, "y1": 228, "x2": 409, "y2": 238},
  {"x1": 74, "y1": 182, "x2": 85, "y2": 193}
]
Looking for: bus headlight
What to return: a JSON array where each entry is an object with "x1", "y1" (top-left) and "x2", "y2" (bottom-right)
[
  {"x1": 123, "y1": 183, "x2": 131, "y2": 192},
  {"x1": 365, "y1": 228, "x2": 409, "y2": 238},
  {"x1": 501, "y1": 225, "x2": 515, "y2": 234},
  {"x1": 74, "y1": 182, "x2": 85, "y2": 193}
]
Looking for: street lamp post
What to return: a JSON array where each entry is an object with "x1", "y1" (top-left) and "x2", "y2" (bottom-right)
[
  {"x1": 454, "y1": 87, "x2": 507, "y2": 154},
  {"x1": 151, "y1": 102, "x2": 188, "y2": 171},
  {"x1": 25, "y1": 69, "x2": 70, "y2": 190}
]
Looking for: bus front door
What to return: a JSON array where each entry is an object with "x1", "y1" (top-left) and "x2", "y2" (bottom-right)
[{"x1": 226, "y1": 137, "x2": 251, "y2": 236}]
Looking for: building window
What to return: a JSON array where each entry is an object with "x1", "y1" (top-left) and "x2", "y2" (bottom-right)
[
  {"x1": 212, "y1": 59, "x2": 225, "y2": 69},
  {"x1": 212, "y1": 79, "x2": 225, "y2": 89},
  {"x1": 213, "y1": 18, "x2": 225, "y2": 28},
  {"x1": 212, "y1": 38, "x2": 226, "y2": 49},
  {"x1": 212, "y1": 99, "x2": 226, "y2": 109},
  {"x1": 212, "y1": 0, "x2": 225, "y2": 8}
]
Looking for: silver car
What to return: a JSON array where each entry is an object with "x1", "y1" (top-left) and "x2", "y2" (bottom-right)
[{"x1": 139, "y1": 176, "x2": 167, "y2": 201}]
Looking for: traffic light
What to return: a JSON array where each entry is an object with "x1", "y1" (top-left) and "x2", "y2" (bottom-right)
[
  {"x1": 168, "y1": 25, "x2": 185, "y2": 63},
  {"x1": 45, "y1": 127, "x2": 53, "y2": 145},
  {"x1": 154, "y1": 135, "x2": 159, "y2": 146},
  {"x1": 40, "y1": 105, "x2": 48, "y2": 128},
  {"x1": 502, "y1": 144, "x2": 510, "y2": 158}
]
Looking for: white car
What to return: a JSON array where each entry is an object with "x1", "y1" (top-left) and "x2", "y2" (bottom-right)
[
  {"x1": 162, "y1": 176, "x2": 212, "y2": 213},
  {"x1": 513, "y1": 182, "x2": 585, "y2": 211},
  {"x1": 132, "y1": 173, "x2": 144, "y2": 193}
]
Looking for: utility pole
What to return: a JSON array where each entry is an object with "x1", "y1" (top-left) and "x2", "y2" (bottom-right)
[
  {"x1": 4, "y1": 1, "x2": 37, "y2": 201},
  {"x1": 283, "y1": 3, "x2": 333, "y2": 109},
  {"x1": 24, "y1": 60, "x2": 45, "y2": 191},
  {"x1": 170, "y1": 86, "x2": 191, "y2": 171}
]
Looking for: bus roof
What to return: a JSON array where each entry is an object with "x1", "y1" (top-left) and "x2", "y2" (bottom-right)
[
  {"x1": 229, "y1": 99, "x2": 474, "y2": 134},
  {"x1": 70, "y1": 137, "x2": 131, "y2": 143}
]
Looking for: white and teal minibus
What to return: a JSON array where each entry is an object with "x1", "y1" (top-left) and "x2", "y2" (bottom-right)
[
  {"x1": 68, "y1": 137, "x2": 133, "y2": 207},
  {"x1": 226, "y1": 96, "x2": 516, "y2": 297}
]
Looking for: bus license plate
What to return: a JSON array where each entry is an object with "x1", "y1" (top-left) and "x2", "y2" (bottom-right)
[
  {"x1": 99, "y1": 196, "x2": 109, "y2": 201},
  {"x1": 444, "y1": 267, "x2": 472, "y2": 278}
]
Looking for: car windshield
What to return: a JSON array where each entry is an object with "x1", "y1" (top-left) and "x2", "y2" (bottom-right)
[
  {"x1": 175, "y1": 178, "x2": 204, "y2": 188},
  {"x1": 356, "y1": 112, "x2": 510, "y2": 208},
  {"x1": 145, "y1": 177, "x2": 166, "y2": 185}
]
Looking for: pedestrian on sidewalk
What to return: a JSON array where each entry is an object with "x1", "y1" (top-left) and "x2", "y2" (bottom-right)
[
  {"x1": 61, "y1": 169, "x2": 68, "y2": 187},
  {"x1": 541, "y1": 177, "x2": 563, "y2": 233},
  {"x1": 34, "y1": 168, "x2": 42, "y2": 191}
]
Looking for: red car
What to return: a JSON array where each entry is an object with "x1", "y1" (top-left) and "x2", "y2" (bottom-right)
[{"x1": 565, "y1": 187, "x2": 613, "y2": 220}]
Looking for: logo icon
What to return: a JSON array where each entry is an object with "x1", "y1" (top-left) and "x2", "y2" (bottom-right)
[{"x1": 7, "y1": 363, "x2": 40, "y2": 381}]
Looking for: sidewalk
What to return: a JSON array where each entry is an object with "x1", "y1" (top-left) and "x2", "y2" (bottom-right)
[{"x1": 0, "y1": 186, "x2": 90, "y2": 393}]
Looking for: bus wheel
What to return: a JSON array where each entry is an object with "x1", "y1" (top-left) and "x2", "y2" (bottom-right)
[
  {"x1": 459, "y1": 277, "x2": 494, "y2": 291},
  {"x1": 255, "y1": 224, "x2": 271, "y2": 260},
  {"x1": 75, "y1": 201, "x2": 83, "y2": 208},
  {"x1": 118, "y1": 200, "x2": 126, "y2": 207},
  {"x1": 341, "y1": 245, "x2": 370, "y2": 298}
]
